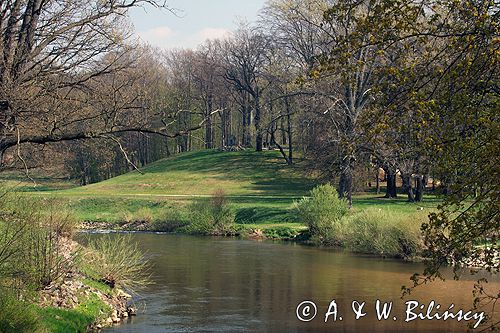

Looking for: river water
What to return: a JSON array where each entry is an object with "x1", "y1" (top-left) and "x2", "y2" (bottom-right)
[{"x1": 90, "y1": 233, "x2": 499, "y2": 333}]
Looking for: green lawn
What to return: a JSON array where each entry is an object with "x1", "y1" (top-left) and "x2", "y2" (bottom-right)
[
  {"x1": 1, "y1": 149, "x2": 439, "y2": 230},
  {"x1": 51, "y1": 150, "x2": 314, "y2": 197}
]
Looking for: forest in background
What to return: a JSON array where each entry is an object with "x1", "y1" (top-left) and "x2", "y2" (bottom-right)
[{"x1": 0, "y1": 0, "x2": 495, "y2": 204}]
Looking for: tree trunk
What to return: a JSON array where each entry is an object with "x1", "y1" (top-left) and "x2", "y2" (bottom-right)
[
  {"x1": 402, "y1": 173, "x2": 415, "y2": 202},
  {"x1": 415, "y1": 175, "x2": 424, "y2": 202},
  {"x1": 271, "y1": 128, "x2": 291, "y2": 165},
  {"x1": 280, "y1": 116, "x2": 287, "y2": 145},
  {"x1": 284, "y1": 96, "x2": 293, "y2": 164},
  {"x1": 376, "y1": 168, "x2": 380, "y2": 195},
  {"x1": 165, "y1": 138, "x2": 171, "y2": 157},
  {"x1": 384, "y1": 167, "x2": 397, "y2": 198},
  {"x1": 220, "y1": 109, "x2": 226, "y2": 148},
  {"x1": 205, "y1": 116, "x2": 212, "y2": 149},
  {"x1": 204, "y1": 96, "x2": 213, "y2": 149},
  {"x1": 338, "y1": 156, "x2": 355, "y2": 208},
  {"x1": 254, "y1": 92, "x2": 263, "y2": 152},
  {"x1": 241, "y1": 93, "x2": 250, "y2": 146},
  {"x1": 338, "y1": 166, "x2": 353, "y2": 208}
]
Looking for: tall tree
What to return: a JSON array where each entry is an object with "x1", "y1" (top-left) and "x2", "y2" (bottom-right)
[
  {"x1": 0, "y1": 0, "x2": 208, "y2": 166},
  {"x1": 222, "y1": 25, "x2": 272, "y2": 152},
  {"x1": 334, "y1": 0, "x2": 499, "y2": 328}
]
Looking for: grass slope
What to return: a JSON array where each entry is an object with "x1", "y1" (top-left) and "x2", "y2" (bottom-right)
[
  {"x1": 19, "y1": 150, "x2": 317, "y2": 227},
  {"x1": 5, "y1": 149, "x2": 439, "y2": 229},
  {"x1": 61, "y1": 150, "x2": 314, "y2": 197}
]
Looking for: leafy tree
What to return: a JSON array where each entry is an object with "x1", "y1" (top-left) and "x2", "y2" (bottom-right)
[{"x1": 325, "y1": 0, "x2": 499, "y2": 328}]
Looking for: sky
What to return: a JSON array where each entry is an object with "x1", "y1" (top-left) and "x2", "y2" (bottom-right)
[{"x1": 128, "y1": 0, "x2": 268, "y2": 50}]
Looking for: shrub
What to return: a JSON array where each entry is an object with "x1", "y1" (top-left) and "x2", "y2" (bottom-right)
[
  {"x1": 344, "y1": 209, "x2": 424, "y2": 258},
  {"x1": 184, "y1": 189, "x2": 235, "y2": 235},
  {"x1": 210, "y1": 189, "x2": 235, "y2": 233},
  {"x1": 0, "y1": 289, "x2": 44, "y2": 333},
  {"x1": 0, "y1": 194, "x2": 74, "y2": 290},
  {"x1": 120, "y1": 211, "x2": 135, "y2": 224},
  {"x1": 263, "y1": 226, "x2": 300, "y2": 240},
  {"x1": 295, "y1": 184, "x2": 349, "y2": 245},
  {"x1": 134, "y1": 207, "x2": 153, "y2": 223},
  {"x1": 25, "y1": 199, "x2": 79, "y2": 289},
  {"x1": 41, "y1": 200, "x2": 80, "y2": 238},
  {"x1": 82, "y1": 234, "x2": 151, "y2": 292}
]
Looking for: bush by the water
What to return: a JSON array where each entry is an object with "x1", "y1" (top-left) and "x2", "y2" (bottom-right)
[
  {"x1": 82, "y1": 234, "x2": 151, "y2": 292},
  {"x1": 0, "y1": 185, "x2": 145, "y2": 331},
  {"x1": 183, "y1": 189, "x2": 235, "y2": 235},
  {"x1": 344, "y1": 209, "x2": 424, "y2": 258},
  {"x1": 151, "y1": 209, "x2": 189, "y2": 232},
  {"x1": 0, "y1": 191, "x2": 77, "y2": 290},
  {"x1": 296, "y1": 184, "x2": 425, "y2": 258},
  {"x1": 295, "y1": 184, "x2": 349, "y2": 245}
]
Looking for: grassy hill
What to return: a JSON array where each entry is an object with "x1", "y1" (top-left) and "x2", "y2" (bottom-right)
[
  {"x1": 2, "y1": 149, "x2": 439, "y2": 230},
  {"x1": 60, "y1": 150, "x2": 315, "y2": 197},
  {"x1": 14, "y1": 150, "x2": 317, "y2": 228}
]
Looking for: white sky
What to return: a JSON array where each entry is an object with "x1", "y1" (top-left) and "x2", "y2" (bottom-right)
[{"x1": 128, "y1": 0, "x2": 267, "y2": 50}]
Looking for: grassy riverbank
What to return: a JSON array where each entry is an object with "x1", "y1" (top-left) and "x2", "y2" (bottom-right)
[
  {"x1": 0, "y1": 232, "x2": 143, "y2": 333},
  {"x1": 2, "y1": 149, "x2": 441, "y2": 255},
  {"x1": 4, "y1": 150, "x2": 439, "y2": 234},
  {"x1": 0, "y1": 186, "x2": 149, "y2": 333}
]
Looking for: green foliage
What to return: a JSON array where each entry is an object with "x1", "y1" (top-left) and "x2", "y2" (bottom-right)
[
  {"x1": 344, "y1": 209, "x2": 424, "y2": 258},
  {"x1": 0, "y1": 187, "x2": 108, "y2": 333},
  {"x1": 295, "y1": 185, "x2": 424, "y2": 257},
  {"x1": 36, "y1": 294, "x2": 111, "y2": 333},
  {"x1": 263, "y1": 226, "x2": 300, "y2": 240},
  {"x1": 295, "y1": 184, "x2": 349, "y2": 245},
  {"x1": 134, "y1": 207, "x2": 154, "y2": 223},
  {"x1": 82, "y1": 278, "x2": 113, "y2": 294},
  {"x1": 119, "y1": 207, "x2": 153, "y2": 225},
  {"x1": 82, "y1": 234, "x2": 151, "y2": 292},
  {"x1": 151, "y1": 209, "x2": 189, "y2": 232},
  {"x1": 46, "y1": 209, "x2": 80, "y2": 238},
  {"x1": 0, "y1": 191, "x2": 76, "y2": 290},
  {"x1": 183, "y1": 190, "x2": 236, "y2": 235},
  {"x1": 0, "y1": 289, "x2": 44, "y2": 333}
]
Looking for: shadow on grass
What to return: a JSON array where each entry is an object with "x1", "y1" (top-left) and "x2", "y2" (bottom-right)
[
  {"x1": 353, "y1": 194, "x2": 441, "y2": 210},
  {"x1": 132, "y1": 150, "x2": 316, "y2": 197}
]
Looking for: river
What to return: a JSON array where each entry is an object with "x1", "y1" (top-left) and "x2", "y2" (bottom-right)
[{"x1": 87, "y1": 233, "x2": 499, "y2": 333}]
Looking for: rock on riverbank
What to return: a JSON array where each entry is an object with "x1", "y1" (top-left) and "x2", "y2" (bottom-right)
[{"x1": 38, "y1": 237, "x2": 137, "y2": 331}]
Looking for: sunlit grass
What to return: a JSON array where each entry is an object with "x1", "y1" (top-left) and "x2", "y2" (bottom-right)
[{"x1": 1, "y1": 150, "x2": 439, "y2": 231}]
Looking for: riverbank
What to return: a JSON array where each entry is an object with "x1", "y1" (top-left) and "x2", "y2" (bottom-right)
[
  {"x1": 0, "y1": 235, "x2": 138, "y2": 333},
  {"x1": 37, "y1": 237, "x2": 137, "y2": 332},
  {"x1": 0, "y1": 186, "x2": 149, "y2": 333},
  {"x1": 78, "y1": 203, "x2": 428, "y2": 262}
]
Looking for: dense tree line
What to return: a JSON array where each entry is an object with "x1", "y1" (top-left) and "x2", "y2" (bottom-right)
[
  {"x1": 0, "y1": 1, "x2": 496, "y2": 202},
  {"x1": 0, "y1": 0, "x2": 496, "y2": 203}
]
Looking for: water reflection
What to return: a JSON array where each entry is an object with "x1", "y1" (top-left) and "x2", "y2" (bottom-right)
[{"x1": 90, "y1": 234, "x2": 499, "y2": 333}]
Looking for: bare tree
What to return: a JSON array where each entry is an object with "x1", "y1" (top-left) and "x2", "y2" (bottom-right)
[
  {"x1": 0, "y1": 0, "x2": 208, "y2": 167},
  {"x1": 222, "y1": 24, "x2": 272, "y2": 152}
]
